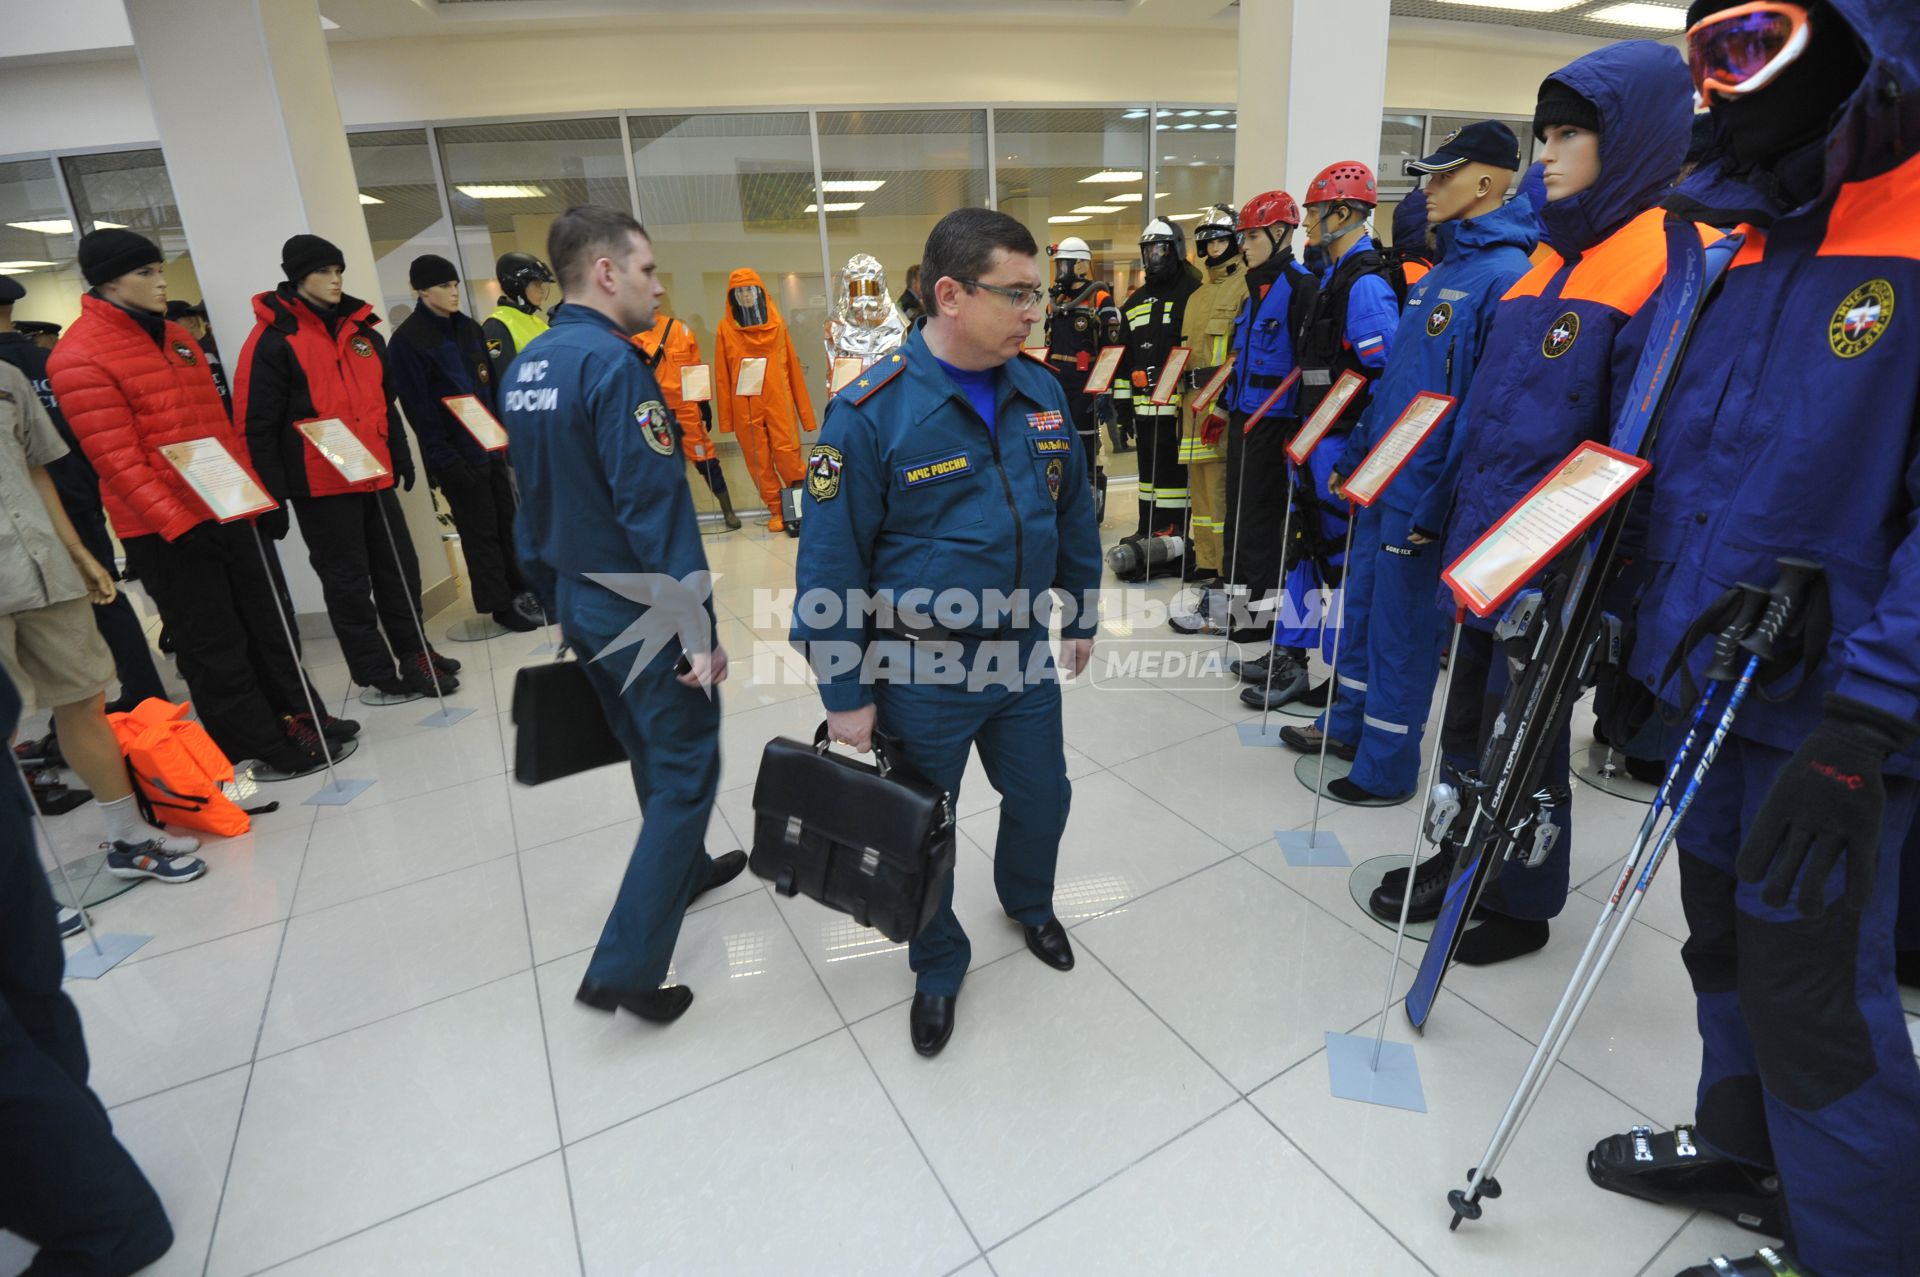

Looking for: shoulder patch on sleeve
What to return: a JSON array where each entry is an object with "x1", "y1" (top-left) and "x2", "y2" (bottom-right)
[
  {"x1": 806, "y1": 444, "x2": 843, "y2": 501},
  {"x1": 849, "y1": 360, "x2": 906, "y2": 406}
]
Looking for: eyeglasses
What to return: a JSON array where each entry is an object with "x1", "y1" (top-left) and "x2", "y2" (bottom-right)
[
  {"x1": 960, "y1": 279, "x2": 1046, "y2": 309},
  {"x1": 1687, "y1": 1, "x2": 1810, "y2": 109}
]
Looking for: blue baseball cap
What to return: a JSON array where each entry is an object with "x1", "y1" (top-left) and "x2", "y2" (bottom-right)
[{"x1": 1406, "y1": 120, "x2": 1523, "y2": 176}]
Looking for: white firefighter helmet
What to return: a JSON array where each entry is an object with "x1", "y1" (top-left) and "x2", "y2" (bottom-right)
[{"x1": 1049, "y1": 237, "x2": 1092, "y2": 263}]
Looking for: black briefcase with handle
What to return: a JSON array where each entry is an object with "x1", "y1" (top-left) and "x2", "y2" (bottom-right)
[
  {"x1": 749, "y1": 724, "x2": 957, "y2": 943},
  {"x1": 510, "y1": 658, "x2": 627, "y2": 785}
]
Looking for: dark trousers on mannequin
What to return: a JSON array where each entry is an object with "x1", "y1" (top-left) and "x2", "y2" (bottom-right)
[
  {"x1": 292, "y1": 489, "x2": 425, "y2": 687},
  {"x1": 121, "y1": 522, "x2": 311, "y2": 764},
  {"x1": 69, "y1": 507, "x2": 166, "y2": 710},
  {"x1": 0, "y1": 671, "x2": 174, "y2": 1276},
  {"x1": 433, "y1": 459, "x2": 527, "y2": 615},
  {"x1": 1223, "y1": 409, "x2": 1296, "y2": 600}
]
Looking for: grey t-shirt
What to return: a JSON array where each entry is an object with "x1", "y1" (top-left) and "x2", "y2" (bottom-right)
[{"x1": 0, "y1": 360, "x2": 85, "y2": 615}]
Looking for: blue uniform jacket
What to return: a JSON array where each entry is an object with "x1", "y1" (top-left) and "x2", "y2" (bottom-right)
[
  {"x1": 1326, "y1": 238, "x2": 1399, "y2": 373},
  {"x1": 1335, "y1": 198, "x2": 1538, "y2": 533},
  {"x1": 501, "y1": 304, "x2": 710, "y2": 625},
  {"x1": 1439, "y1": 40, "x2": 1696, "y2": 614},
  {"x1": 1627, "y1": 0, "x2": 1920, "y2": 773},
  {"x1": 793, "y1": 327, "x2": 1104, "y2": 713},
  {"x1": 1226, "y1": 255, "x2": 1313, "y2": 416},
  {"x1": 389, "y1": 301, "x2": 498, "y2": 473}
]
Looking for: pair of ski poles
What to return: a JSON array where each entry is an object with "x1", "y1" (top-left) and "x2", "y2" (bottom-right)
[{"x1": 1447, "y1": 557, "x2": 1822, "y2": 1230}]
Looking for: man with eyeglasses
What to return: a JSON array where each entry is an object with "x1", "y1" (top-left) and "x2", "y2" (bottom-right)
[
  {"x1": 795, "y1": 207, "x2": 1102, "y2": 1058},
  {"x1": 1584, "y1": 4, "x2": 1920, "y2": 1275}
]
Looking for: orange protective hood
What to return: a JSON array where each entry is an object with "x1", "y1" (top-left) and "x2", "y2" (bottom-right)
[{"x1": 717, "y1": 267, "x2": 785, "y2": 353}]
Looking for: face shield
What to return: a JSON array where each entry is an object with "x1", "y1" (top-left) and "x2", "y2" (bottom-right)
[
  {"x1": 1052, "y1": 257, "x2": 1088, "y2": 294},
  {"x1": 730, "y1": 284, "x2": 769, "y2": 327}
]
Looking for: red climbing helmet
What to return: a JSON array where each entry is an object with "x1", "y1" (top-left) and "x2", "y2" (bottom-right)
[
  {"x1": 1305, "y1": 161, "x2": 1379, "y2": 207},
  {"x1": 1236, "y1": 190, "x2": 1301, "y2": 231}
]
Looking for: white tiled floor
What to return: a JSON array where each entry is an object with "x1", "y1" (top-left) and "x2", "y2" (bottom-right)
[{"x1": 11, "y1": 512, "x2": 1901, "y2": 1277}]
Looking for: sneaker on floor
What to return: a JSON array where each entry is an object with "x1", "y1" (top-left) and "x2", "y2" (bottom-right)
[
  {"x1": 261, "y1": 739, "x2": 324, "y2": 777},
  {"x1": 57, "y1": 905, "x2": 87, "y2": 939},
  {"x1": 1169, "y1": 589, "x2": 1228, "y2": 635},
  {"x1": 490, "y1": 606, "x2": 540, "y2": 633},
  {"x1": 322, "y1": 714, "x2": 360, "y2": 743},
  {"x1": 1230, "y1": 650, "x2": 1273, "y2": 684},
  {"x1": 105, "y1": 839, "x2": 207, "y2": 883},
  {"x1": 401, "y1": 651, "x2": 459, "y2": 695},
  {"x1": 429, "y1": 648, "x2": 462, "y2": 675}
]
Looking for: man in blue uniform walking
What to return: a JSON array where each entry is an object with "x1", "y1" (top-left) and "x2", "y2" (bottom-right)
[
  {"x1": 503, "y1": 205, "x2": 745, "y2": 1027},
  {"x1": 794, "y1": 208, "x2": 1103, "y2": 1057}
]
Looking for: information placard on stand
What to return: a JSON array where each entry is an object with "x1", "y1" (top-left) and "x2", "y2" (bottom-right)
[
  {"x1": 1286, "y1": 369, "x2": 1367, "y2": 465},
  {"x1": 1339, "y1": 391, "x2": 1455, "y2": 508},
  {"x1": 829, "y1": 358, "x2": 864, "y2": 396},
  {"x1": 158, "y1": 437, "x2": 277, "y2": 522},
  {"x1": 442, "y1": 396, "x2": 509, "y2": 452},
  {"x1": 1021, "y1": 345, "x2": 1050, "y2": 365},
  {"x1": 1083, "y1": 345, "x2": 1125, "y2": 395},
  {"x1": 680, "y1": 364, "x2": 713, "y2": 403},
  {"x1": 1443, "y1": 441, "x2": 1651, "y2": 618},
  {"x1": 1189, "y1": 355, "x2": 1237, "y2": 416},
  {"x1": 1241, "y1": 367, "x2": 1302, "y2": 436},
  {"x1": 296, "y1": 418, "x2": 390, "y2": 484},
  {"x1": 1149, "y1": 347, "x2": 1192, "y2": 406},
  {"x1": 735, "y1": 357, "x2": 768, "y2": 397}
]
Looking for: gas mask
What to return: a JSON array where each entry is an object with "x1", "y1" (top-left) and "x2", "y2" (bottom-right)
[
  {"x1": 1051, "y1": 258, "x2": 1087, "y2": 298},
  {"x1": 730, "y1": 284, "x2": 769, "y2": 328}
]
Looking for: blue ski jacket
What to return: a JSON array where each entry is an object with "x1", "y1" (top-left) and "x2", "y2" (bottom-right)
[
  {"x1": 1335, "y1": 195, "x2": 1538, "y2": 535},
  {"x1": 1626, "y1": 0, "x2": 1920, "y2": 773},
  {"x1": 1438, "y1": 40, "x2": 1699, "y2": 623},
  {"x1": 1225, "y1": 252, "x2": 1314, "y2": 417}
]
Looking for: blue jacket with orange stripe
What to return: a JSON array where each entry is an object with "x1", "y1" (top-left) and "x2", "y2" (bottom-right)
[
  {"x1": 1625, "y1": 0, "x2": 1920, "y2": 773},
  {"x1": 1437, "y1": 40, "x2": 1698, "y2": 628}
]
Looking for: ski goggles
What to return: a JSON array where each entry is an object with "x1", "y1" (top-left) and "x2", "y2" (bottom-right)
[{"x1": 1686, "y1": 2, "x2": 1811, "y2": 109}]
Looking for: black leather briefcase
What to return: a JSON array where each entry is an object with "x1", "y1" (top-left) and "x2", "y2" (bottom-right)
[
  {"x1": 511, "y1": 659, "x2": 627, "y2": 785},
  {"x1": 749, "y1": 725, "x2": 956, "y2": 943}
]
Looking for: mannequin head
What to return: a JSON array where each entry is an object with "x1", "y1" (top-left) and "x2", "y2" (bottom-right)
[
  {"x1": 1139, "y1": 219, "x2": 1187, "y2": 284},
  {"x1": 1194, "y1": 205, "x2": 1239, "y2": 266},
  {"x1": 100, "y1": 263, "x2": 168, "y2": 314},
  {"x1": 1234, "y1": 189, "x2": 1300, "y2": 270},
  {"x1": 1423, "y1": 161, "x2": 1515, "y2": 224},
  {"x1": 1533, "y1": 78, "x2": 1604, "y2": 201},
  {"x1": 1048, "y1": 237, "x2": 1091, "y2": 297}
]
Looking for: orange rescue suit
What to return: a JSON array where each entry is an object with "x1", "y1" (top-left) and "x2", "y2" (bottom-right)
[
  {"x1": 633, "y1": 315, "x2": 716, "y2": 463},
  {"x1": 713, "y1": 267, "x2": 816, "y2": 527}
]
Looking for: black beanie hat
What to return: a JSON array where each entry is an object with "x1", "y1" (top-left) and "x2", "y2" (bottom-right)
[
  {"x1": 281, "y1": 233, "x2": 345, "y2": 284},
  {"x1": 79, "y1": 228, "x2": 164, "y2": 287},
  {"x1": 409, "y1": 253, "x2": 459, "y2": 291},
  {"x1": 1533, "y1": 78, "x2": 1602, "y2": 142}
]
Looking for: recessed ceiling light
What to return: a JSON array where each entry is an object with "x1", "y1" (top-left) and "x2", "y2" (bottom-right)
[
  {"x1": 1120, "y1": 110, "x2": 1148, "y2": 120},
  {"x1": 805, "y1": 202, "x2": 866, "y2": 213},
  {"x1": 5, "y1": 219, "x2": 120, "y2": 235},
  {"x1": 455, "y1": 184, "x2": 546, "y2": 199},
  {"x1": 1201, "y1": 123, "x2": 1224, "y2": 130},
  {"x1": 1155, "y1": 124, "x2": 1171, "y2": 131},
  {"x1": 358, "y1": 193, "x2": 384, "y2": 206},
  {"x1": 1435, "y1": 0, "x2": 1582, "y2": 9},
  {"x1": 1047, "y1": 215, "x2": 1092, "y2": 224},
  {"x1": 1175, "y1": 123, "x2": 1199, "y2": 131},
  {"x1": 1207, "y1": 110, "x2": 1231, "y2": 117},
  {"x1": 1166, "y1": 213, "x2": 1204, "y2": 222},
  {"x1": 1072, "y1": 205, "x2": 1122, "y2": 214},
  {"x1": 1080, "y1": 170, "x2": 1144, "y2": 183},
  {"x1": 0, "y1": 260, "x2": 56, "y2": 270},
  {"x1": 1178, "y1": 110, "x2": 1201, "y2": 118},
  {"x1": 820, "y1": 179, "x2": 886, "y2": 192},
  {"x1": 1585, "y1": 1, "x2": 1687, "y2": 26},
  {"x1": 1110, "y1": 193, "x2": 1143, "y2": 203}
]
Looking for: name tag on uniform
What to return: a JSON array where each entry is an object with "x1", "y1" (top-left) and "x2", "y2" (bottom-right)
[
  {"x1": 1302, "y1": 369, "x2": 1332, "y2": 386},
  {"x1": 899, "y1": 452, "x2": 972, "y2": 488},
  {"x1": 1028, "y1": 436, "x2": 1072, "y2": 457}
]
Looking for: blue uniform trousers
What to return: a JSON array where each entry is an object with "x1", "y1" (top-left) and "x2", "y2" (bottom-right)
[
  {"x1": 561, "y1": 581, "x2": 722, "y2": 995},
  {"x1": 1438, "y1": 625, "x2": 1575, "y2": 920},
  {"x1": 1675, "y1": 732, "x2": 1920, "y2": 1277},
  {"x1": 1320, "y1": 505, "x2": 1447, "y2": 797},
  {"x1": 870, "y1": 636, "x2": 1069, "y2": 997},
  {"x1": 1272, "y1": 445, "x2": 1348, "y2": 658}
]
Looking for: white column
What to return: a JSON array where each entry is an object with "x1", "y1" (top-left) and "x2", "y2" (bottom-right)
[
  {"x1": 1234, "y1": 0, "x2": 1393, "y2": 207},
  {"x1": 121, "y1": 0, "x2": 447, "y2": 615}
]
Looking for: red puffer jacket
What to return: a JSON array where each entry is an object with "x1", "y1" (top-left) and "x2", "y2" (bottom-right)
[
  {"x1": 47, "y1": 294, "x2": 253, "y2": 542},
  {"x1": 233, "y1": 286, "x2": 413, "y2": 501}
]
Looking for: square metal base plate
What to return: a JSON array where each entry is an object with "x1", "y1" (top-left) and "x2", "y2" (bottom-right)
[{"x1": 1325, "y1": 1031, "x2": 1426, "y2": 1112}]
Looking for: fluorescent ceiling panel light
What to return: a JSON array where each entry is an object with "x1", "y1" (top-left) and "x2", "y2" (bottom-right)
[
  {"x1": 6, "y1": 219, "x2": 122, "y2": 235},
  {"x1": 1071, "y1": 205, "x2": 1122, "y2": 214},
  {"x1": 1166, "y1": 213, "x2": 1204, "y2": 222},
  {"x1": 1080, "y1": 170, "x2": 1143, "y2": 183},
  {"x1": 804, "y1": 202, "x2": 866, "y2": 213},
  {"x1": 1201, "y1": 123, "x2": 1224, "y2": 130},
  {"x1": 1155, "y1": 124, "x2": 1171, "y2": 131},
  {"x1": 1434, "y1": 0, "x2": 1582, "y2": 9},
  {"x1": 1207, "y1": 110, "x2": 1231, "y2": 117},
  {"x1": 1121, "y1": 110, "x2": 1148, "y2": 119},
  {"x1": 358, "y1": 193, "x2": 384, "y2": 205},
  {"x1": 0, "y1": 261, "x2": 56, "y2": 270},
  {"x1": 1110, "y1": 193, "x2": 1143, "y2": 203},
  {"x1": 455, "y1": 184, "x2": 546, "y2": 199},
  {"x1": 1047, "y1": 215, "x2": 1091, "y2": 224},
  {"x1": 1585, "y1": 1, "x2": 1687, "y2": 26},
  {"x1": 820, "y1": 179, "x2": 886, "y2": 192},
  {"x1": 1175, "y1": 123, "x2": 1199, "y2": 130},
  {"x1": 1177, "y1": 110, "x2": 1201, "y2": 118}
]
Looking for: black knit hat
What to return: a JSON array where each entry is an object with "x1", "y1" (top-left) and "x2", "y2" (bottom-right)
[
  {"x1": 1533, "y1": 77, "x2": 1602, "y2": 142},
  {"x1": 79, "y1": 228, "x2": 164, "y2": 287},
  {"x1": 281, "y1": 233, "x2": 345, "y2": 284},
  {"x1": 409, "y1": 253, "x2": 459, "y2": 290},
  {"x1": 1686, "y1": 0, "x2": 1740, "y2": 25}
]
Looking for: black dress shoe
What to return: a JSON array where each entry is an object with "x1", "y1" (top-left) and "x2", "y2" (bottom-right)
[
  {"x1": 575, "y1": 978, "x2": 695, "y2": 1023},
  {"x1": 911, "y1": 992, "x2": 956, "y2": 1057},
  {"x1": 1023, "y1": 918, "x2": 1075, "y2": 971},
  {"x1": 694, "y1": 849, "x2": 748, "y2": 900}
]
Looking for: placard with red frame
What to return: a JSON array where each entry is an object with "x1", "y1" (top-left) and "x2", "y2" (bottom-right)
[
  {"x1": 1021, "y1": 345, "x2": 1050, "y2": 365},
  {"x1": 1241, "y1": 366, "x2": 1302, "y2": 436},
  {"x1": 1338, "y1": 391, "x2": 1455, "y2": 508},
  {"x1": 441, "y1": 395, "x2": 510, "y2": 452},
  {"x1": 1188, "y1": 354, "x2": 1237, "y2": 416},
  {"x1": 1286, "y1": 369, "x2": 1366, "y2": 465},
  {"x1": 158, "y1": 437, "x2": 278, "y2": 523},
  {"x1": 1148, "y1": 347, "x2": 1192, "y2": 406},
  {"x1": 1082, "y1": 345, "x2": 1125, "y2": 395},
  {"x1": 1442, "y1": 440, "x2": 1653, "y2": 618}
]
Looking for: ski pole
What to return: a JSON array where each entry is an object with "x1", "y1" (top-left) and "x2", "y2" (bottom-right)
[
  {"x1": 374, "y1": 495, "x2": 459, "y2": 726},
  {"x1": 1372, "y1": 611, "x2": 1465, "y2": 1069},
  {"x1": 250, "y1": 523, "x2": 346, "y2": 790},
  {"x1": 1297, "y1": 512, "x2": 1358, "y2": 847},
  {"x1": 1256, "y1": 478, "x2": 1300, "y2": 730}
]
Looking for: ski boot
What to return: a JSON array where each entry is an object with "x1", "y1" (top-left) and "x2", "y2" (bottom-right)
[
  {"x1": 1588, "y1": 1125, "x2": 1788, "y2": 1238},
  {"x1": 1369, "y1": 843, "x2": 1457, "y2": 923}
]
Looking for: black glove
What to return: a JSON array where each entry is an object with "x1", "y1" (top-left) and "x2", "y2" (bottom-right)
[
  {"x1": 254, "y1": 506, "x2": 290, "y2": 542},
  {"x1": 395, "y1": 463, "x2": 416, "y2": 493},
  {"x1": 1736, "y1": 693, "x2": 1919, "y2": 916}
]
